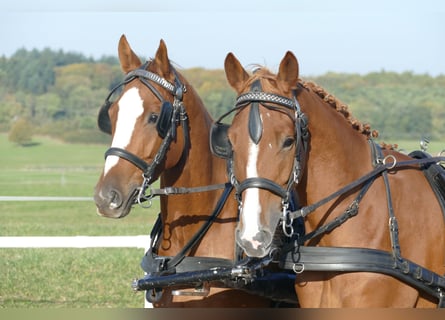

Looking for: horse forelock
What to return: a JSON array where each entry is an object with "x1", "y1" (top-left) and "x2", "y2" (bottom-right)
[{"x1": 241, "y1": 67, "x2": 278, "y2": 92}]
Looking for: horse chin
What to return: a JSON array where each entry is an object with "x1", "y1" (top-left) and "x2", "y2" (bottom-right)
[{"x1": 241, "y1": 243, "x2": 272, "y2": 259}]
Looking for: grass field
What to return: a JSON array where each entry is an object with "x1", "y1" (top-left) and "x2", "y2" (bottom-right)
[
  {"x1": 0, "y1": 133, "x2": 158, "y2": 308},
  {"x1": 391, "y1": 139, "x2": 444, "y2": 156},
  {"x1": 1, "y1": 133, "x2": 444, "y2": 308}
]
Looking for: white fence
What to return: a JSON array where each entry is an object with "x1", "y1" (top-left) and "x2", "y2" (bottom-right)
[
  {"x1": 1, "y1": 196, "x2": 152, "y2": 307},
  {"x1": 0, "y1": 196, "x2": 94, "y2": 201},
  {"x1": 0, "y1": 196, "x2": 150, "y2": 249},
  {"x1": 0, "y1": 235, "x2": 150, "y2": 248}
]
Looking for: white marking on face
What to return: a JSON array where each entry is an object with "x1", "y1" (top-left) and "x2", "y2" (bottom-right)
[
  {"x1": 103, "y1": 88, "x2": 144, "y2": 175},
  {"x1": 239, "y1": 140, "x2": 262, "y2": 248}
]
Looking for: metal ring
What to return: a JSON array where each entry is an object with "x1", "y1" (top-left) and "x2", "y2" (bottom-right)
[
  {"x1": 292, "y1": 263, "x2": 304, "y2": 274},
  {"x1": 383, "y1": 154, "x2": 397, "y2": 169},
  {"x1": 282, "y1": 220, "x2": 294, "y2": 238},
  {"x1": 138, "y1": 198, "x2": 153, "y2": 209},
  {"x1": 137, "y1": 179, "x2": 154, "y2": 209}
]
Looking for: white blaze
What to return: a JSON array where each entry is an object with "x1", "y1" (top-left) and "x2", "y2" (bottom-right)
[
  {"x1": 240, "y1": 140, "x2": 262, "y2": 249},
  {"x1": 103, "y1": 88, "x2": 144, "y2": 175}
]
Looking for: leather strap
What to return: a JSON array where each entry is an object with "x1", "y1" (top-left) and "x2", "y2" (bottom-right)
[
  {"x1": 237, "y1": 177, "x2": 288, "y2": 199},
  {"x1": 248, "y1": 80, "x2": 263, "y2": 144},
  {"x1": 105, "y1": 147, "x2": 148, "y2": 172}
]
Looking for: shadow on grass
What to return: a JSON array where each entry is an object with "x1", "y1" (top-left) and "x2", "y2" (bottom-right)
[{"x1": 17, "y1": 141, "x2": 41, "y2": 147}]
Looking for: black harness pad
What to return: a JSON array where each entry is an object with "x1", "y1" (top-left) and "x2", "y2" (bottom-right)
[
  {"x1": 98, "y1": 101, "x2": 112, "y2": 134},
  {"x1": 156, "y1": 101, "x2": 173, "y2": 139},
  {"x1": 210, "y1": 122, "x2": 232, "y2": 159},
  {"x1": 409, "y1": 150, "x2": 445, "y2": 217}
]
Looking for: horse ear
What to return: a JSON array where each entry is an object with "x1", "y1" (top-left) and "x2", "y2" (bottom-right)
[
  {"x1": 118, "y1": 34, "x2": 142, "y2": 73},
  {"x1": 153, "y1": 39, "x2": 171, "y2": 76},
  {"x1": 277, "y1": 51, "x2": 299, "y2": 93},
  {"x1": 224, "y1": 52, "x2": 249, "y2": 94}
]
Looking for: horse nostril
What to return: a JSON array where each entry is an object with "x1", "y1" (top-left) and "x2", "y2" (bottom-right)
[
  {"x1": 253, "y1": 230, "x2": 272, "y2": 245},
  {"x1": 109, "y1": 189, "x2": 123, "y2": 209},
  {"x1": 235, "y1": 227, "x2": 273, "y2": 258}
]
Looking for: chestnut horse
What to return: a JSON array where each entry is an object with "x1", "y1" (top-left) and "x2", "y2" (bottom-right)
[
  {"x1": 93, "y1": 35, "x2": 273, "y2": 307},
  {"x1": 215, "y1": 51, "x2": 445, "y2": 307}
]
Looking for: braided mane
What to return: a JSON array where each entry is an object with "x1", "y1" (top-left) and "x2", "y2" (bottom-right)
[
  {"x1": 247, "y1": 67, "x2": 399, "y2": 149},
  {"x1": 300, "y1": 80, "x2": 379, "y2": 139}
]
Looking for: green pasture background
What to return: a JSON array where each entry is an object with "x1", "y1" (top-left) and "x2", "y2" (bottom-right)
[
  {"x1": 0, "y1": 133, "x2": 444, "y2": 308},
  {"x1": 0, "y1": 134, "x2": 158, "y2": 307}
]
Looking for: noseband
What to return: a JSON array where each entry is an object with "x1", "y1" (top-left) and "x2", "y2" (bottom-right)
[
  {"x1": 212, "y1": 80, "x2": 309, "y2": 236},
  {"x1": 100, "y1": 61, "x2": 189, "y2": 205}
]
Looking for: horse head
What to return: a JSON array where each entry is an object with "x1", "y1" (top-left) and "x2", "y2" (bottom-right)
[
  {"x1": 221, "y1": 51, "x2": 305, "y2": 257},
  {"x1": 94, "y1": 35, "x2": 188, "y2": 218}
]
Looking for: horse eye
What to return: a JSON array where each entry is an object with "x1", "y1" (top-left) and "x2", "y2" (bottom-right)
[
  {"x1": 148, "y1": 113, "x2": 159, "y2": 124},
  {"x1": 283, "y1": 137, "x2": 295, "y2": 149}
]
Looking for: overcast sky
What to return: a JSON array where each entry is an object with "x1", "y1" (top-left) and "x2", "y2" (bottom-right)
[{"x1": 1, "y1": 0, "x2": 444, "y2": 76}]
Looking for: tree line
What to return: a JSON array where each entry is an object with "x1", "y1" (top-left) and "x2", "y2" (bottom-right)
[{"x1": 1, "y1": 48, "x2": 444, "y2": 145}]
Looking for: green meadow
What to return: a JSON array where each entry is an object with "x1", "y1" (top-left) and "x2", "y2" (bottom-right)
[
  {"x1": 0, "y1": 134, "x2": 158, "y2": 307},
  {"x1": 0, "y1": 133, "x2": 443, "y2": 308}
]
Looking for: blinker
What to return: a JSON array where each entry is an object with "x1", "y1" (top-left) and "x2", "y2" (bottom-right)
[
  {"x1": 156, "y1": 101, "x2": 174, "y2": 139},
  {"x1": 98, "y1": 100, "x2": 113, "y2": 134}
]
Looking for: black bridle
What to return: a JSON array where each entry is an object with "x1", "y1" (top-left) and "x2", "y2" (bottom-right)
[
  {"x1": 213, "y1": 81, "x2": 309, "y2": 236},
  {"x1": 101, "y1": 61, "x2": 189, "y2": 205}
]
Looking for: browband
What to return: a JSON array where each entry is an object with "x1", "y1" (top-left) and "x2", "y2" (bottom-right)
[{"x1": 236, "y1": 91, "x2": 296, "y2": 109}]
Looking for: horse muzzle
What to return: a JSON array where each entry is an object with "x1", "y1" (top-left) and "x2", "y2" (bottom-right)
[
  {"x1": 235, "y1": 228, "x2": 273, "y2": 258},
  {"x1": 94, "y1": 186, "x2": 135, "y2": 218}
]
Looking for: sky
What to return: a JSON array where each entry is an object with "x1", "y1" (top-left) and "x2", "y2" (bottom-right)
[{"x1": 1, "y1": 0, "x2": 444, "y2": 77}]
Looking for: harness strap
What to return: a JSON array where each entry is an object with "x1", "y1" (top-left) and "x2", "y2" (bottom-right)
[
  {"x1": 105, "y1": 147, "x2": 149, "y2": 172},
  {"x1": 146, "y1": 183, "x2": 234, "y2": 273},
  {"x1": 140, "y1": 182, "x2": 233, "y2": 302},
  {"x1": 282, "y1": 142, "x2": 445, "y2": 305},
  {"x1": 289, "y1": 154, "x2": 445, "y2": 221},
  {"x1": 149, "y1": 183, "x2": 228, "y2": 196},
  {"x1": 298, "y1": 176, "x2": 375, "y2": 244},
  {"x1": 136, "y1": 104, "x2": 189, "y2": 204},
  {"x1": 376, "y1": 145, "x2": 404, "y2": 262},
  {"x1": 237, "y1": 177, "x2": 289, "y2": 198},
  {"x1": 279, "y1": 246, "x2": 445, "y2": 302},
  {"x1": 126, "y1": 67, "x2": 176, "y2": 95}
]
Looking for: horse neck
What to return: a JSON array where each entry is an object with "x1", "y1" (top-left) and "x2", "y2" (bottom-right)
[
  {"x1": 298, "y1": 89, "x2": 374, "y2": 235},
  {"x1": 161, "y1": 84, "x2": 226, "y2": 187},
  {"x1": 158, "y1": 85, "x2": 237, "y2": 256}
]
